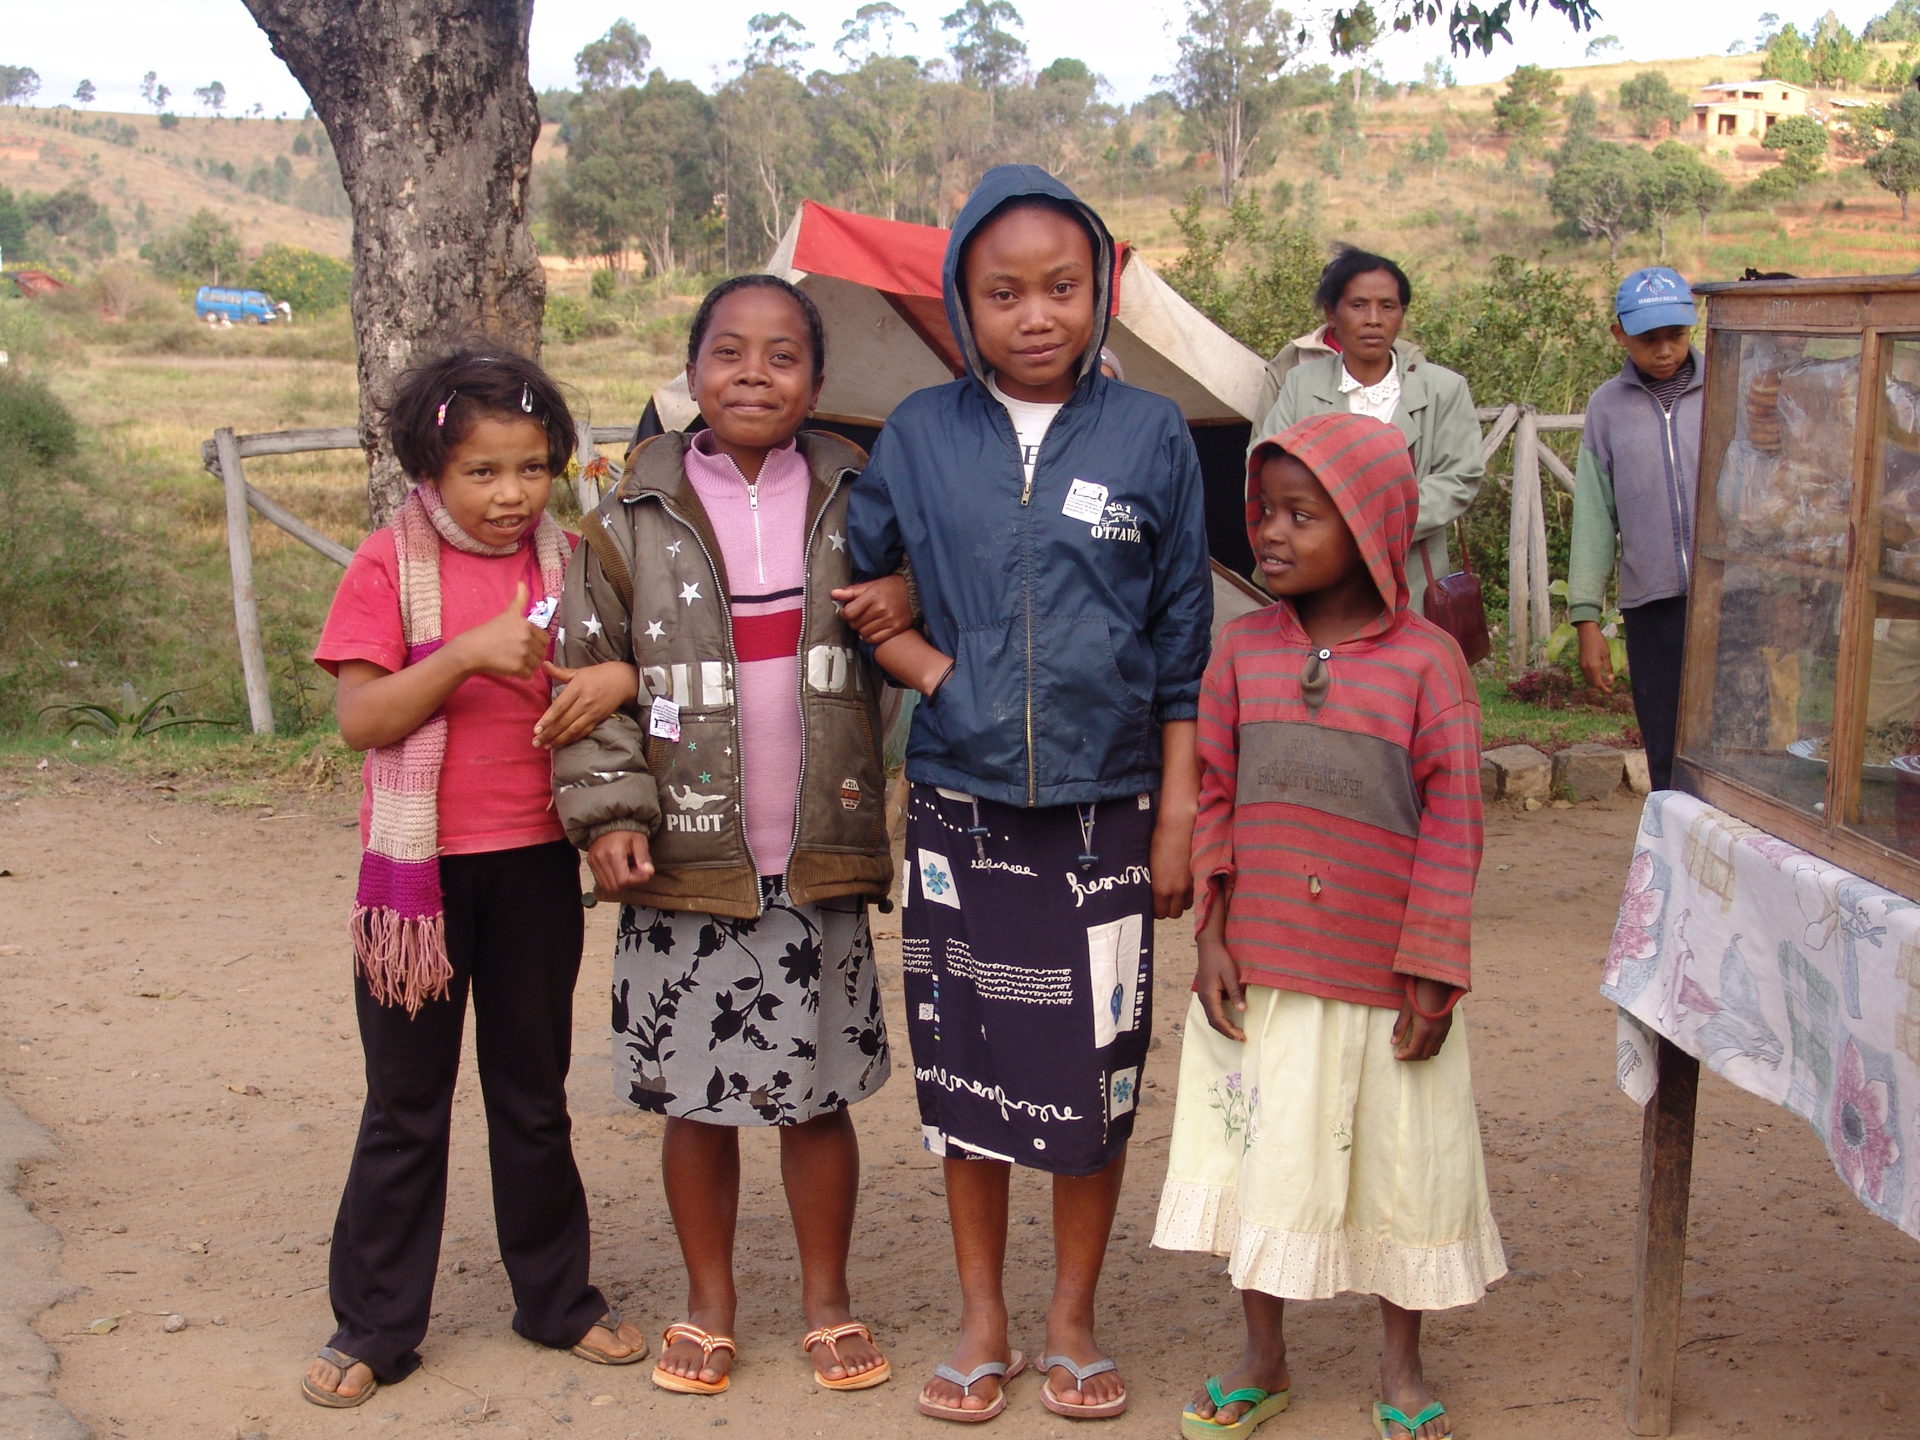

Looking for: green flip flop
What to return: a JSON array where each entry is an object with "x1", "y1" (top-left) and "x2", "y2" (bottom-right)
[
  {"x1": 1372, "y1": 1401, "x2": 1450, "y2": 1439},
  {"x1": 1181, "y1": 1375, "x2": 1291, "y2": 1440}
]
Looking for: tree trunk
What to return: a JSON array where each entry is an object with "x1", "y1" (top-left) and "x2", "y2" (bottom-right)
[
  {"x1": 1905, "y1": 191, "x2": 1912, "y2": 222},
  {"x1": 241, "y1": 0, "x2": 545, "y2": 527}
]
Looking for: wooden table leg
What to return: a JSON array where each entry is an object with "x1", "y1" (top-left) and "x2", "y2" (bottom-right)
[{"x1": 1627, "y1": 1036, "x2": 1701, "y2": 1436}]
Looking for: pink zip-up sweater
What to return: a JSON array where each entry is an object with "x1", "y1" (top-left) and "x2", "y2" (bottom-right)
[{"x1": 682, "y1": 432, "x2": 810, "y2": 877}]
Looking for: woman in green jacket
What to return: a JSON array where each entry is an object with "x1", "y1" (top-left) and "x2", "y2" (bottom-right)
[{"x1": 1257, "y1": 249, "x2": 1484, "y2": 613}]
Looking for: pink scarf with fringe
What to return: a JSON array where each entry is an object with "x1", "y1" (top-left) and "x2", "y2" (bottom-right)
[{"x1": 350, "y1": 484, "x2": 570, "y2": 1015}]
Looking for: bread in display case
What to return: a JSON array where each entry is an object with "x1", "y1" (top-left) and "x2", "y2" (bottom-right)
[{"x1": 1677, "y1": 276, "x2": 1920, "y2": 897}]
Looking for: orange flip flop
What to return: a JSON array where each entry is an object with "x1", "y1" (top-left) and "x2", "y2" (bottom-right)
[
  {"x1": 651, "y1": 1322, "x2": 737, "y2": 1396},
  {"x1": 802, "y1": 1320, "x2": 892, "y2": 1391}
]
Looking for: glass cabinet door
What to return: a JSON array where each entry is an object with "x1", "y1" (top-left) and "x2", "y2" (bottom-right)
[
  {"x1": 1846, "y1": 336, "x2": 1920, "y2": 855},
  {"x1": 1680, "y1": 331, "x2": 1861, "y2": 819}
]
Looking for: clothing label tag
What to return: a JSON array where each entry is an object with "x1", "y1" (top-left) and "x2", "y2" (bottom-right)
[
  {"x1": 1062, "y1": 478, "x2": 1109, "y2": 524},
  {"x1": 648, "y1": 696, "x2": 681, "y2": 742},
  {"x1": 526, "y1": 594, "x2": 558, "y2": 629}
]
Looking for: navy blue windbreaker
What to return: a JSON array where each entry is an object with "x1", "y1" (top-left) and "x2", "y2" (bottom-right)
[{"x1": 848, "y1": 164, "x2": 1213, "y2": 808}]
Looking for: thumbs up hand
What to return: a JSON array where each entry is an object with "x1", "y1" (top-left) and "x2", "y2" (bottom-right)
[{"x1": 449, "y1": 581, "x2": 548, "y2": 679}]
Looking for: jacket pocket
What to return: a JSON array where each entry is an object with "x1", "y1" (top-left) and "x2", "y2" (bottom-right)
[
  {"x1": 799, "y1": 695, "x2": 887, "y2": 853},
  {"x1": 650, "y1": 711, "x2": 745, "y2": 868},
  {"x1": 916, "y1": 619, "x2": 1029, "y2": 793},
  {"x1": 1032, "y1": 615, "x2": 1154, "y2": 789}
]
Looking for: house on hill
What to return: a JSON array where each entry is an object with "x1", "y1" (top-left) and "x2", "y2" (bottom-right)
[{"x1": 1692, "y1": 79, "x2": 1811, "y2": 149}]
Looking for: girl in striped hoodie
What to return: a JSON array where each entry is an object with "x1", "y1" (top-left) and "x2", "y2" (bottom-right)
[{"x1": 1153, "y1": 412, "x2": 1503, "y2": 1440}]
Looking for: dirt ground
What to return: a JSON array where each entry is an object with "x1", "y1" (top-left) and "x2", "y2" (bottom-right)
[{"x1": 2, "y1": 770, "x2": 1918, "y2": 1440}]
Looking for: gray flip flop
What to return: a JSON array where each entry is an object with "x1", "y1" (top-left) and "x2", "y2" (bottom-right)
[
  {"x1": 300, "y1": 1346, "x2": 378, "y2": 1409},
  {"x1": 919, "y1": 1349, "x2": 1028, "y2": 1423},
  {"x1": 1040, "y1": 1354, "x2": 1127, "y2": 1419}
]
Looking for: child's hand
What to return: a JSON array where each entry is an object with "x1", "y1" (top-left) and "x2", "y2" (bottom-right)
[
  {"x1": 451, "y1": 582, "x2": 548, "y2": 680},
  {"x1": 1575, "y1": 620, "x2": 1615, "y2": 694},
  {"x1": 1194, "y1": 884, "x2": 1245, "y2": 1040},
  {"x1": 587, "y1": 829, "x2": 655, "y2": 893},
  {"x1": 534, "y1": 661, "x2": 639, "y2": 750},
  {"x1": 874, "y1": 631, "x2": 956, "y2": 696},
  {"x1": 1391, "y1": 977, "x2": 1458, "y2": 1061},
  {"x1": 831, "y1": 575, "x2": 913, "y2": 645},
  {"x1": 1150, "y1": 809, "x2": 1196, "y2": 920}
]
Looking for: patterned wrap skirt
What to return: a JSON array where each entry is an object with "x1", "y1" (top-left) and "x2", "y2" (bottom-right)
[
  {"x1": 1153, "y1": 986, "x2": 1507, "y2": 1311},
  {"x1": 902, "y1": 783, "x2": 1155, "y2": 1176},
  {"x1": 611, "y1": 880, "x2": 889, "y2": 1126}
]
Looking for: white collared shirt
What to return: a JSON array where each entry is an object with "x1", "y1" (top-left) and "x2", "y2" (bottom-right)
[{"x1": 1338, "y1": 355, "x2": 1401, "y2": 424}]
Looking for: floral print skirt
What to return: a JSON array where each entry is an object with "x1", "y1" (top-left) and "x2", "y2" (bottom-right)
[
  {"x1": 611, "y1": 880, "x2": 889, "y2": 1126},
  {"x1": 1152, "y1": 987, "x2": 1506, "y2": 1311}
]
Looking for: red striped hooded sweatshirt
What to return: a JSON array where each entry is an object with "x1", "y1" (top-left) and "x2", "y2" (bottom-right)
[{"x1": 1192, "y1": 411, "x2": 1482, "y2": 1008}]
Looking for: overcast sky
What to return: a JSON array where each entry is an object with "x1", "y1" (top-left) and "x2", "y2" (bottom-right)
[{"x1": 2, "y1": 0, "x2": 1897, "y2": 120}]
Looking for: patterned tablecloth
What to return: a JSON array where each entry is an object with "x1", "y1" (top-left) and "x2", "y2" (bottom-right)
[{"x1": 1602, "y1": 789, "x2": 1920, "y2": 1242}]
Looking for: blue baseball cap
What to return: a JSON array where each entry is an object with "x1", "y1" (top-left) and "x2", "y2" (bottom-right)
[{"x1": 1615, "y1": 267, "x2": 1697, "y2": 336}]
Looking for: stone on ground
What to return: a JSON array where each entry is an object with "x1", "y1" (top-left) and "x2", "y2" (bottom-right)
[
  {"x1": 1623, "y1": 749, "x2": 1651, "y2": 795},
  {"x1": 1553, "y1": 743, "x2": 1627, "y2": 802},
  {"x1": 1482, "y1": 744, "x2": 1552, "y2": 801}
]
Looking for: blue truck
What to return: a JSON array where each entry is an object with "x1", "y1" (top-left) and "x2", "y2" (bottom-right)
[{"x1": 194, "y1": 286, "x2": 282, "y2": 325}]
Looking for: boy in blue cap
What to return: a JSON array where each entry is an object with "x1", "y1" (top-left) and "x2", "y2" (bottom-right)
[{"x1": 1567, "y1": 266, "x2": 1702, "y2": 791}]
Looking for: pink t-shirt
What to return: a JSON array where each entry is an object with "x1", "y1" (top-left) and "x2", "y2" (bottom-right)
[
  {"x1": 316, "y1": 526, "x2": 578, "y2": 856},
  {"x1": 682, "y1": 434, "x2": 809, "y2": 875}
]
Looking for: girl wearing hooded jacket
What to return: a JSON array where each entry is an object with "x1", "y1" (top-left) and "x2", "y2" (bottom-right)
[{"x1": 846, "y1": 166, "x2": 1212, "y2": 1422}]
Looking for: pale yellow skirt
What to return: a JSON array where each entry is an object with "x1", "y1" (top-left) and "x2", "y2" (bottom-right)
[{"x1": 1152, "y1": 987, "x2": 1506, "y2": 1311}]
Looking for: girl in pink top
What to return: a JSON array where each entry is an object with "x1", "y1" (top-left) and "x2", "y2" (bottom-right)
[
  {"x1": 302, "y1": 349, "x2": 648, "y2": 1409},
  {"x1": 564, "y1": 276, "x2": 905, "y2": 1398}
]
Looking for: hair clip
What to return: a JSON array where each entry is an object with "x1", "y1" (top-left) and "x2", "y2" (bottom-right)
[
  {"x1": 521, "y1": 383, "x2": 533, "y2": 414},
  {"x1": 436, "y1": 391, "x2": 457, "y2": 427}
]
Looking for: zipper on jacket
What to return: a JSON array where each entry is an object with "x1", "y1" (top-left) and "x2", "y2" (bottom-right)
[
  {"x1": 1650, "y1": 388, "x2": 1690, "y2": 589},
  {"x1": 748, "y1": 480, "x2": 766, "y2": 583},
  {"x1": 783, "y1": 472, "x2": 844, "y2": 884},
  {"x1": 656, "y1": 494, "x2": 763, "y2": 912}
]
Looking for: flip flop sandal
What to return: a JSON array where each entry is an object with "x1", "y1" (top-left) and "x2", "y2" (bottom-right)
[
  {"x1": 1039, "y1": 1354, "x2": 1129, "y2": 1419},
  {"x1": 1181, "y1": 1376, "x2": 1291, "y2": 1440},
  {"x1": 570, "y1": 1306, "x2": 650, "y2": 1366},
  {"x1": 802, "y1": 1320, "x2": 892, "y2": 1391},
  {"x1": 300, "y1": 1346, "x2": 378, "y2": 1409},
  {"x1": 651, "y1": 1322, "x2": 737, "y2": 1396},
  {"x1": 1373, "y1": 1401, "x2": 1451, "y2": 1440},
  {"x1": 917, "y1": 1349, "x2": 1027, "y2": 1423}
]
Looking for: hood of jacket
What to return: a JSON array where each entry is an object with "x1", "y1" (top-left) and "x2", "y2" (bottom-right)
[
  {"x1": 1246, "y1": 411, "x2": 1420, "y2": 634},
  {"x1": 942, "y1": 163, "x2": 1116, "y2": 401}
]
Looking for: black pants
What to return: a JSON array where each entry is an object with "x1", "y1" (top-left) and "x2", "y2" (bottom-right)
[
  {"x1": 1623, "y1": 594, "x2": 1688, "y2": 793},
  {"x1": 327, "y1": 840, "x2": 602, "y2": 1381}
]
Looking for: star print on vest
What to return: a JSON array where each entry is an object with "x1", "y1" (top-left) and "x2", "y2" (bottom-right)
[
  {"x1": 643, "y1": 619, "x2": 666, "y2": 641},
  {"x1": 828, "y1": 530, "x2": 847, "y2": 551},
  {"x1": 679, "y1": 581, "x2": 702, "y2": 606},
  {"x1": 579, "y1": 614, "x2": 604, "y2": 639},
  {"x1": 666, "y1": 539, "x2": 683, "y2": 557}
]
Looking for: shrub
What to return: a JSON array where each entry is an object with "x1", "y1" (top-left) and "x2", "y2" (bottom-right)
[
  {"x1": 590, "y1": 267, "x2": 617, "y2": 301},
  {"x1": 158, "y1": 111, "x2": 179, "y2": 129},
  {"x1": 0, "y1": 371, "x2": 79, "y2": 462},
  {"x1": 247, "y1": 243, "x2": 351, "y2": 314},
  {"x1": 0, "y1": 394, "x2": 131, "y2": 732}
]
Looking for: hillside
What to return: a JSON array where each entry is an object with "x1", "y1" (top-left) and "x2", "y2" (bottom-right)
[{"x1": 0, "y1": 107, "x2": 350, "y2": 266}]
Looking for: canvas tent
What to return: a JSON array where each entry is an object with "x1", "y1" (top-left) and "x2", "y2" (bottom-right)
[{"x1": 637, "y1": 200, "x2": 1273, "y2": 600}]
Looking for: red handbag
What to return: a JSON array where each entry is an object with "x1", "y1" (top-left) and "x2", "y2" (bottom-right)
[{"x1": 1417, "y1": 524, "x2": 1492, "y2": 668}]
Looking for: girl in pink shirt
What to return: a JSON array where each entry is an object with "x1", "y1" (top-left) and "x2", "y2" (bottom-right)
[
  {"x1": 550, "y1": 276, "x2": 907, "y2": 1397},
  {"x1": 302, "y1": 349, "x2": 648, "y2": 1409}
]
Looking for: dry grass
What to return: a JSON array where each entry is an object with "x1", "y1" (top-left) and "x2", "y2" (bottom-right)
[{"x1": 1, "y1": 108, "x2": 350, "y2": 263}]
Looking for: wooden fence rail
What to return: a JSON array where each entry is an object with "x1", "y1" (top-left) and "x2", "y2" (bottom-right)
[{"x1": 203, "y1": 410, "x2": 1587, "y2": 735}]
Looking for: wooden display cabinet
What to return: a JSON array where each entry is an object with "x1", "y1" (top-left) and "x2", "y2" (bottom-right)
[{"x1": 1676, "y1": 275, "x2": 1920, "y2": 898}]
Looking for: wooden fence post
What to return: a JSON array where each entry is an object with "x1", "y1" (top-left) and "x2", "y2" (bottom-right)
[
  {"x1": 212, "y1": 427, "x2": 275, "y2": 736},
  {"x1": 1507, "y1": 409, "x2": 1538, "y2": 671},
  {"x1": 1526, "y1": 416, "x2": 1551, "y2": 664}
]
